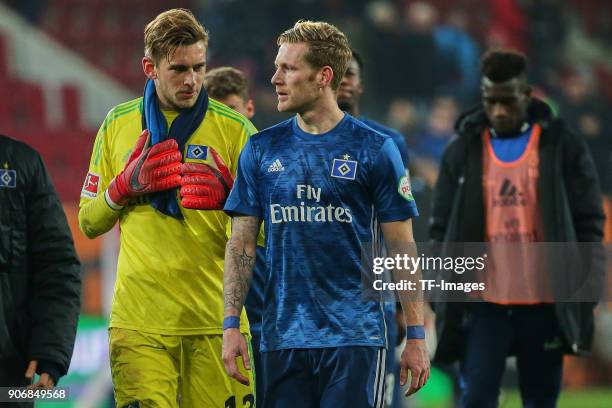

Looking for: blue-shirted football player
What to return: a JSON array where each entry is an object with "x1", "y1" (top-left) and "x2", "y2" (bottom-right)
[{"x1": 221, "y1": 20, "x2": 430, "y2": 408}]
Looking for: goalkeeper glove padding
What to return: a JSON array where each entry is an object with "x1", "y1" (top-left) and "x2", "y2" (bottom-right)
[
  {"x1": 180, "y1": 147, "x2": 234, "y2": 210},
  {"x1": 106, "y1": 130, "x2": 182, "y2": 208}
]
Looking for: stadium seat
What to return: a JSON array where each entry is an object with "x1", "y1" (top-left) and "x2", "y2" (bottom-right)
[
  {"x1": 61, "y1": 85, "x2": 82, "y2": 129},
  {"x1": 35, "y1": 0, "x2": 195, "y2": 91},
  {"x1": 0, "y1": 80, "x2": 46, "y2": 129}
]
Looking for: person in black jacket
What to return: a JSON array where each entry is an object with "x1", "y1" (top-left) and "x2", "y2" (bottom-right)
[
  {"x1": 0, "y1": 134, "x2": 81, "y2": 400},
  {"x1": 430, "y1": 50, "x2": 605, "y2": 408}
]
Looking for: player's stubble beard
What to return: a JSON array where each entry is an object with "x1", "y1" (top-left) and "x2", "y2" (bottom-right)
[
  {"x1": 156, "y1": 79, "x2": 201, "y2": 111},
  {"x1": 174, "y1": 88, "x2": 200, "y2": 110},
  {"x1": 283, "y1": 78, "x2": 320, "y2": 114}
]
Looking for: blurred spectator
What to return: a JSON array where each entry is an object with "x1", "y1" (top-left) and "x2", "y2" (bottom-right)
[
  {"x1": 367, "y1": 1, "x2": 449, "y2": 105},
  {"x1": 433, "y1": 6, "x2": 481, "y2": 104},
  {"x1": 411, "y1": 96, "x2": 459, "y2": 165},
  {"x1": 386, "y1": 98, "x2": 420, "y2": 139},
  {"x1": 525, "y1": 0, "x2": 568, "y2": 88},
  {"x1": 406, "y1": 95, "x2": 459, "y2": 242},
  {"x1": 556, "y1": 65, "x2": 612, "y2": 195},
  {"x1": 362, "y1": 0, "x2": 403, "y2": 114},
  {"x1": 404, "y1": 95, "x2": 459, "y2": 244},
  {"x1": 366, "y1": 1, "x2": 480, "y2": 107},
  {"x1": 396, "y1": 1, "x2": 448, "y2": 100},
  {"x1": 487, "y1": 0, "x2": 528, "y2": 51},
  {"x1": 568, "y1": 0, "x2": 612, "y2": 42}
]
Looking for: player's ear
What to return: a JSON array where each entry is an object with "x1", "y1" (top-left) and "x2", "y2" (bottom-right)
[
  {"x1": 319, "y1": 66, "x2": 334, "y2": 89},
  {"x1": 246, "y1": 99, "x2": 255, "y2": 119},
  {"x1": 142, "y1": 57, "x2": 157, "y2": 80}
]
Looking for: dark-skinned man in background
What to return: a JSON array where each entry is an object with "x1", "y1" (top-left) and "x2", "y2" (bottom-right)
[{"x1": 430, "y1": 49, "x2": 604, "y2": 408}]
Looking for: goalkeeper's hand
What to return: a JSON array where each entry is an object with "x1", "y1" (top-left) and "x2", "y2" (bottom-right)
[
  {"x1": 180, "y1": 147, "x2": 234, "y2": 210},
  {"x1": 106, "y1": 130, "x2": 182, "y2": 208}
]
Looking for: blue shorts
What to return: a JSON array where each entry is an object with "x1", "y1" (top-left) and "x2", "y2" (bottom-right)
[{"x1": 262, "y1": 347, "x2": 386, "y2": 408}]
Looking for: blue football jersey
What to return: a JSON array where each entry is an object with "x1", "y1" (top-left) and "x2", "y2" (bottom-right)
[
  {"x1": 359, "y1": 117, "x2": 410, "y2": 170},
  {"x1": 359, "y1": 116, "x2": 411, "y2": 316},
  {"x1": 225, "y1": 114, "x2": 418, "y2": 351}
]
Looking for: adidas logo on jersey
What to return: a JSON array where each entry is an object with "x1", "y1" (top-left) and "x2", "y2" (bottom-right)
[
  {"x1": 268, "y1": 159, "x2": 285, "y2": 172},
  {"x1": 493, "y1": 178, "x2": 526, "y2": 207}
]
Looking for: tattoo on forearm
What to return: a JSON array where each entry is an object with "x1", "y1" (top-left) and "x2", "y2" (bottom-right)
[
  {"x1": 224, "y1": 247, "x2": 253, "y2": 311},
  {"x1": 237, "y1": 248, "x2": 254, "y2": 271},
  {"x1": 224, "y1": 216, "x2": 260, "y2": 314}
]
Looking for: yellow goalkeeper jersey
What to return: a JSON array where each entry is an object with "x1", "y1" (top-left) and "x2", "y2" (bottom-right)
[{"x1": 79, "y1": 97, "x2": 256, "y2": 335}]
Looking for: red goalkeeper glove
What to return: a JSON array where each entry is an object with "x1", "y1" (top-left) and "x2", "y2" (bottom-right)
[
  {"x1": 180, "y1": 147, "x2": 234, "y2": 210},
  {"x1": 106, "y1": 130, "x2": 182, "y2": 208}
]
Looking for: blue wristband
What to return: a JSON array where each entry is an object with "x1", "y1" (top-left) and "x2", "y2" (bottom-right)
[
  {"x1": 406, "y1": 325, "x2": 425, "y2": 340},
  {"x1": 223, "y1": 316, "x2": 240, "y2": 330}
]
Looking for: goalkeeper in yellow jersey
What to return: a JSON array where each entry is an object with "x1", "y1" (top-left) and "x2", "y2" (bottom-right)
[{"x1": 78, "y1": 9, "x2": 256, "y2": 407}]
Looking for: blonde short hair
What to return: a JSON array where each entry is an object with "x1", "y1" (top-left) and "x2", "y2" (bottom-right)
[
  {"x1": 277, "y1": 20, "x2": 351, "y2": 90},
  {"x1": 144, "y1": 8, "x2": 209, "y2": 64}
]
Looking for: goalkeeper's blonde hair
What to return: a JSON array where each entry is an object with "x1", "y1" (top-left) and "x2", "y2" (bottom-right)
[
  {"x1": 144, "y1": 8, "x2": 208, "y2": 64},
  {"x1": 277, "y1": 20, "x2": 351, "y2": 90}
]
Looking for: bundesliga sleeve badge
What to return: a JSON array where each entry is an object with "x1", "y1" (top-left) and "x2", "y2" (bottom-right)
[
  {"x1": 81, "y1": 171, "x2": 100, "y2": 198},
  {"x1": 331, "y1": 154, "x2": 358, "y2": 180},
  {"x1": 398, "y1": 170, "x2": 414, "y2": 201}
]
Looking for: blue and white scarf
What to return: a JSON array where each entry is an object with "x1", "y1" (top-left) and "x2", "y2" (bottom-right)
[{"x1": 141, "y1": 79, "x2": 208, "y2": 219}]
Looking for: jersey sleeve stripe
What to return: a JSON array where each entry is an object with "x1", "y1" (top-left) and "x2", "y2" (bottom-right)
[
  {"x1": 102, "y1": 103, "x2": 141, "y2": 131},
  {"x1": 92, "y1": 131, "x2": 104, "y2": 167},
  {"x1": 208, "y1": 99, "x2": 246, "y2": 120},
  {"x1": 208, "y1": 105, "x2": 255, "y2": 132},
  {"x1": 208, "y1": 99, "x2": 256, "y2": 130},
  {"x1": 113, "y1": 98, "x2": 142, "y2": 115}
]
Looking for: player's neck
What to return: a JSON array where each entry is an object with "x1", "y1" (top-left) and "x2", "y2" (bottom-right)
[{"x1": 297, "y1": 95, "x2": 344, "y2": 135}]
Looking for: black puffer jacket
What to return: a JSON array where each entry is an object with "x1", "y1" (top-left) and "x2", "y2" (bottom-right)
[
  {"x1": 429, "y1": 99, "x2": 605, "y2": 363},
  {"x1": 0, "y1": 134, "x2": 81, "y2": 381}
]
